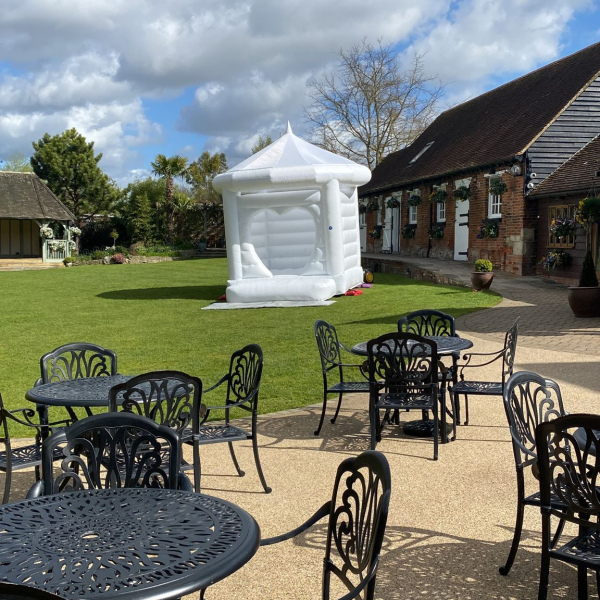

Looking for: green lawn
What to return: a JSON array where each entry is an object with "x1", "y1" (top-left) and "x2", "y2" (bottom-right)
[{"x1": 0, "y1": 259, "x2": 500, "y2": 433}]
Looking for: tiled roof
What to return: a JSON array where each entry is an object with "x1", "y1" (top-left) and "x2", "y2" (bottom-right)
[
  {"x1": 0, "y1": 172, "x2": 75, "y2": 221},
  {"x1": 529, "y1": 134, "x2": 600, "y2": 197},
  {"x1": 361, "y1": 42, "x2": 600, "y2": 195}
]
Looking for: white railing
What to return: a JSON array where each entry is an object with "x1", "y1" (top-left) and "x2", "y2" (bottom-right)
[{"x1": 42, "y1": 239, "x2": 72, "y2": 262}]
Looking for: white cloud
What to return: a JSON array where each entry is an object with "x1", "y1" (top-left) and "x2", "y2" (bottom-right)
[{"x1": 0, "y1": 0, "x2": 595, "y2": 180}]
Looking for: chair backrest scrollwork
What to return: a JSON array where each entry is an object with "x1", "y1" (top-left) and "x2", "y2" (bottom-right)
[
  {"x1": 503, "y1": 371, "x2": 565, "y2": 471},
  {"x1": 398, "y1": 309, "x2": 456, "y2": 338},
  {"x1": 36, "y1": 412, "x2": 183, "y2": 496},
  {"x1": 227, "y1": 344, "x2": 263, "y2": 408},
  {"x1": 40, "y1": 342, "x2": 117, "y2": 384},
  {"x1": 109, "y1": 371, "x2": 202, "y2": 434},
  {"x1": 324, "y1": 450, "x2": 391, "y2": 600},
  {"x1": 502, "y1": 318, "x2": 520, "y2": 383}
]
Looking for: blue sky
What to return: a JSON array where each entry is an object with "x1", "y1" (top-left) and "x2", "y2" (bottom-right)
[{"x1": 0, "y1": 0, "x2": 598, "y2": 186}]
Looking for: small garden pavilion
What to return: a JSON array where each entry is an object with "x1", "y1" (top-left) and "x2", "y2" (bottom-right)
[{"x1": 213, "y1": 124, "x2": 371, "y2": 303}]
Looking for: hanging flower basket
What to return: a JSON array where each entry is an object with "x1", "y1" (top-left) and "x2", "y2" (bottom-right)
[
  {"x1": 359, "y1": 203, "x2": 368, "y2": 214},
  {"x1": 402, "y1": 224, "x2": 416, "y2": 239},
  {"x1": 430, "y1": 189, "x2": 447, "y2": 203},
  {"x1": 39, "y1": 226, "x2": 54, "y2": 240},
  {"x1": 428, "y1": 225, "x2": 444, "y2": 239},
  {"x1": 549, "y1": 217, "x2": 576, "y2": 239},
  {"x1": 366, "y1": 201, "x2": 379, "y2": 213},
  {"x1": 407, "y1": 194, "x2": 421, "y2": 207},
  {"x1": 540, "y1": 250, "x2": 570, "y2": 271},
  {"x1": 454, "y1": 186, "x2": 470, "y2": 201},
  {"x1": 370, "y1": 227, "x2": 382, "y2": 239},
  {"x1": 575, "y1": 197, "x2": 600, "y2": 231},
  {"x1": 386, "y1": 198, "x2": 400, "y2": 209},
  {"x1": 489, "y1": 180, "x2": 507, "y2": 196},
  {"x1": 477, "y1": 219, "x2": 500, "y2": 239},
  {"x1": 69, "y1": 226, "x2": 82, "y2": 236}
]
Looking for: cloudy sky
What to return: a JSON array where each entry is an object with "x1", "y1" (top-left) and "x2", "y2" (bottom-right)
[{"x1": 0, "y1": 0, "x2": 598, "y2": 186}]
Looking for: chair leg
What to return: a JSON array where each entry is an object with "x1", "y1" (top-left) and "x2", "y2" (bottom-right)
[
  {"x1": 330, "y1": 392, "x2": 344, "y2": 425},
  {"x1": 464, "y1": 394, "x2": 470, "y2": 426},
  {"x1": 251, "y1": 433, "x2": 271, "y2": 494},
  {"x1": 227, "y1": 442, "x2": 245, "y2": 477},
  {"x1": 432, "y1": 409, "x2": 439, "y2": 461},
  {"x1": 578, "y1": 564, "x2": 588, "y2": 600},
  {"x1": 2, "y1": 468, "x2": 10, "y2": 505},
  {"x1": 370, "y1": 407, "x2": 378, "y2": 450},
  {"x1": 551, "y1": 517, "x2": 565, "y2": 548},
  {"x1": 499, "y1": 499, "x2": 525, "y2": 575},
  {"x1": 314, "y1": 391, "x2": 329, "y2": 436},
  {"x1": 193, "y1": 440, "x2": 202, "y2": 492},
  {"x1": 538, "y1": 548, "x2": 550, "y2": 600}
]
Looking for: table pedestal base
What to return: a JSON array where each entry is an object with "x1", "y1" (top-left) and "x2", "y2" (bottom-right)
[{"x1": 403, "y1": 419, "x2": 453, "y2": 438}]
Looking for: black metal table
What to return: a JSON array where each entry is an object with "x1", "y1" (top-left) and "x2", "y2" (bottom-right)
[
  {"x1": 26, "y1": 375, "x2": 133, "y2": 423},
  {"x1": 0, "y1": 488, "x2": 260, "y2": 600},
  {"x1": 352, "y1": 335, "x2": 473, "y2": 439}
]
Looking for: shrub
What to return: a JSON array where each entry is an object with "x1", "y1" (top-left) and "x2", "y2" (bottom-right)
[
  {"x1": 111, "y1": 253, "x2": 127, "y2": 264},
  {"x1": 579, "y1": 250, "x2": 599, "y2": 287},
  {"x1": 90, "y1": 250, "x2": 109, "y2": 260},
  {"x1": 474, "y1": 259, "x2": 493, "y2": 272},
  {"x1": 63, "y1": 256, "x2": 76, "y2": 265}
]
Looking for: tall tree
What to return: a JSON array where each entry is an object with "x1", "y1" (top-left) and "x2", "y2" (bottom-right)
[
  {"x1": 151, "y1": 154, "x2": 188, "y2": 243},
  {"x1": 251, "y1": 135, "x2": 273, "y2": 154},
  {"x1": 186, "y1": 152, "x2": 228, "y2": 240},
  {"x1": 122, "y1": 177, "x2": 166, "y2": 243},
  {"x1": 1, "y1": 151, "x2": 33, "y2": 172},
  {"x1": 305, "y1": 40, "x2": 445, "y2": 170},
  {"x1": 31, "y1": 129, "x2": 116, "y2": 219}
]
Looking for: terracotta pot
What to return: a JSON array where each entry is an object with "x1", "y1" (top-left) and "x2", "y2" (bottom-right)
[
  {"x1": 567, "y1": 286, "x2": 600, "y2": 318},
  {"x1": 471, "y1": 272, "x2": 494, "y2": 291}
]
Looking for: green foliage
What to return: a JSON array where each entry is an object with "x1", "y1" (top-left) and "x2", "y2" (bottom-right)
[
  {"x1": 474, "y1": 259, "x2": 493, "y2": 272},
  {"x1": 31, "y1": 128, "x2": 117, "y2": 219},
  {"x1": 402, "y1": 224, "x2": 416, "y2": 238},
  {"x1": 79, "y1": 221, "x2": 114, "y2": 252},
  {"x1": 0, "y1": 260, "x2": 500, "y2": 434},
  {"x1": 576, "y1": 197, "x2": 600, "y2": 231},
  {"x1": 579, "y1": 250, "x2": 599, "y2": 287},
  {"x1": 453, "y1": 185, "x2": 470, "y2": 201},
  {"x1": 251, "y1": 135, "x2": 273, "y2": 154},
  {"x1": 151, "y1": 154, "x2": 189, "y2": 243},
  {"x1": 63, "y1": 256, "x2": 76, "y2": 264},
  {"x1": 1, "y1": 151, "x2": 33, "y2": 172}
]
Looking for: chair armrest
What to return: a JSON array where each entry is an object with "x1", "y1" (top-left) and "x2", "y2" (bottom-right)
[
  {"x1": 5, "y1": 408, "x2": 71, "y2": 430},
  {"x1": 260, "y1": 501, "x2": 330, "y2": 546},
  {"x1": 203, "y1": 374, "x2": 229, "y2": 394},
  {"x1": 459, "y1": 348, "x2": 506, "y2": 372}
]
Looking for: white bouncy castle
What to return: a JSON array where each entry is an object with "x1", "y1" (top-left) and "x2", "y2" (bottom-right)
[{"x1": 212, "y1": 124, "x2": 371, "y2": 303}]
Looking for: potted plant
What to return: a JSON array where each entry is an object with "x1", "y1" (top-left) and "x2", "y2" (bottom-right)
[
  {"x1": 428, "y1": 225, "x2": 444, "y2": 239},
  {"x1": 370, "y1": 227, "x2": 382, "y2": 239},
  {"x1": 471, "y1": 259, "x2": 494, "y2": 291},
  {"x1": 489, "y1": 179, "x2": 507, "y2": 196},
  {"x1": 568, "y1": 197, "x2": 600, "y2": 317},
  {"x1": 430, "y1": 189, "x2": 447, "y2": 203},
  {"x1": 402, "y1": 224, "x2": 416, "y2": 239},
  {"x1": 454, "y1": 186, "x2": 470, "y2": 201},
  {"x1": 366, "y1": 200, "x2": 379, "y2": 212},
  {"x1": 386, "y1": 198, "x2": 400, "y2": 209}
]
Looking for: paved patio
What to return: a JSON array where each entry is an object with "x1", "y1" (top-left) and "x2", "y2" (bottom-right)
[{"x1": 6, "y1": 260, "x2": 599, "y2": 599}]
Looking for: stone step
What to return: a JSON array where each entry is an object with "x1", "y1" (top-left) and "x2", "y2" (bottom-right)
[{"x1": 0, "y1": 259, "x2": 63, "y2": 271}]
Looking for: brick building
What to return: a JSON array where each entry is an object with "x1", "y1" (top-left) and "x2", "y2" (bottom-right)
[{"x1": 359, "y1": 42, "x2": 600, "y2": 276}]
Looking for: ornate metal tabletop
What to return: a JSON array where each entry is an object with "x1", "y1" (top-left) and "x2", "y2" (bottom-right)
[
  {"x1": 351, "y1": 335, "x2": 473, "y2": 357},
  {"x1": 0, "y1": 488, "x2": 260, "y2": 600},
  {"x1": 26, "y1": 375, "x2": 133, "y2": 408}
]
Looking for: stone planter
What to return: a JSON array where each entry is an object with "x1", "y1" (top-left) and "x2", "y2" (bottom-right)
[
  {"x1": 471, "y1": 272, "x2": 494, "y2": 291},
  {"x1": 567, "y1": 286, "x2": 600, "y2": 318}
]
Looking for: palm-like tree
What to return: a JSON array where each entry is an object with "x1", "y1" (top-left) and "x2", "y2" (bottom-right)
[{"x1": 151, "y1": 154, "x2": 188, "y2": 243}]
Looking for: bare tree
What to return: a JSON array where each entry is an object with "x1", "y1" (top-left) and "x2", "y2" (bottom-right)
[{"x1": 305, "y1": 40, "x2": 445, "y2": 170}]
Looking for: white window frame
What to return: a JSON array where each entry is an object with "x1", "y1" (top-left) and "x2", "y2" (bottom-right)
[
  {"x1": 376, "y1": 197, "x2": 383, "y2": 225},
  {"x1": 409, "y1": 205, "x2": 417, "y2": 224},
  {"x1": 359, "y1": 212, "x2": 366, "y2": 227},
  {"x1": 436, "y1": 201, "x2": 446, "y2": 222},
  {"x1": 488, "y1": 176, "x2": 502, "y2": 218}
]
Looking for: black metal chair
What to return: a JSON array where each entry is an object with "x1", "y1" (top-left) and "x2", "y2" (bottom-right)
[
  {"x1": 37, "y1": 342, "x2": 117, "y2": 385},
  {"x1": 314, "y1": 320, "x2": 370, "y2": 436},
  {"x1": 261, "y1": 450, "x2": 391, "y2": 600},
  {"x1": 0, "y1": 583, "x2": 64, "y2": 599},
  {"x1": 367, "y1": 332, "x2": 440, "y2": 459},
  {"x1": 499, "y1": 371, "x2": 567, "y2": 576},
  {"x1": 27, "y1": 412, "x2": 191, "y2": 498},
  {"x1": 0, "y1": 392, "x2": 69, "y2": 504},
  {"x1": 535, "y1": 413, "x2": 600, "y2": 600},
  {"x1": 197, "y1": 344, "x2": 270, "y2": 493},
  {"x1": 398, "y1": 309, "x2": 459, "y2": 435},
  {"x1": 451, "y1": 317, "x2": 519, "y2": 426},
  {"x1": 108, "y1": 370, "x2": 203, "y2": 490}
]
